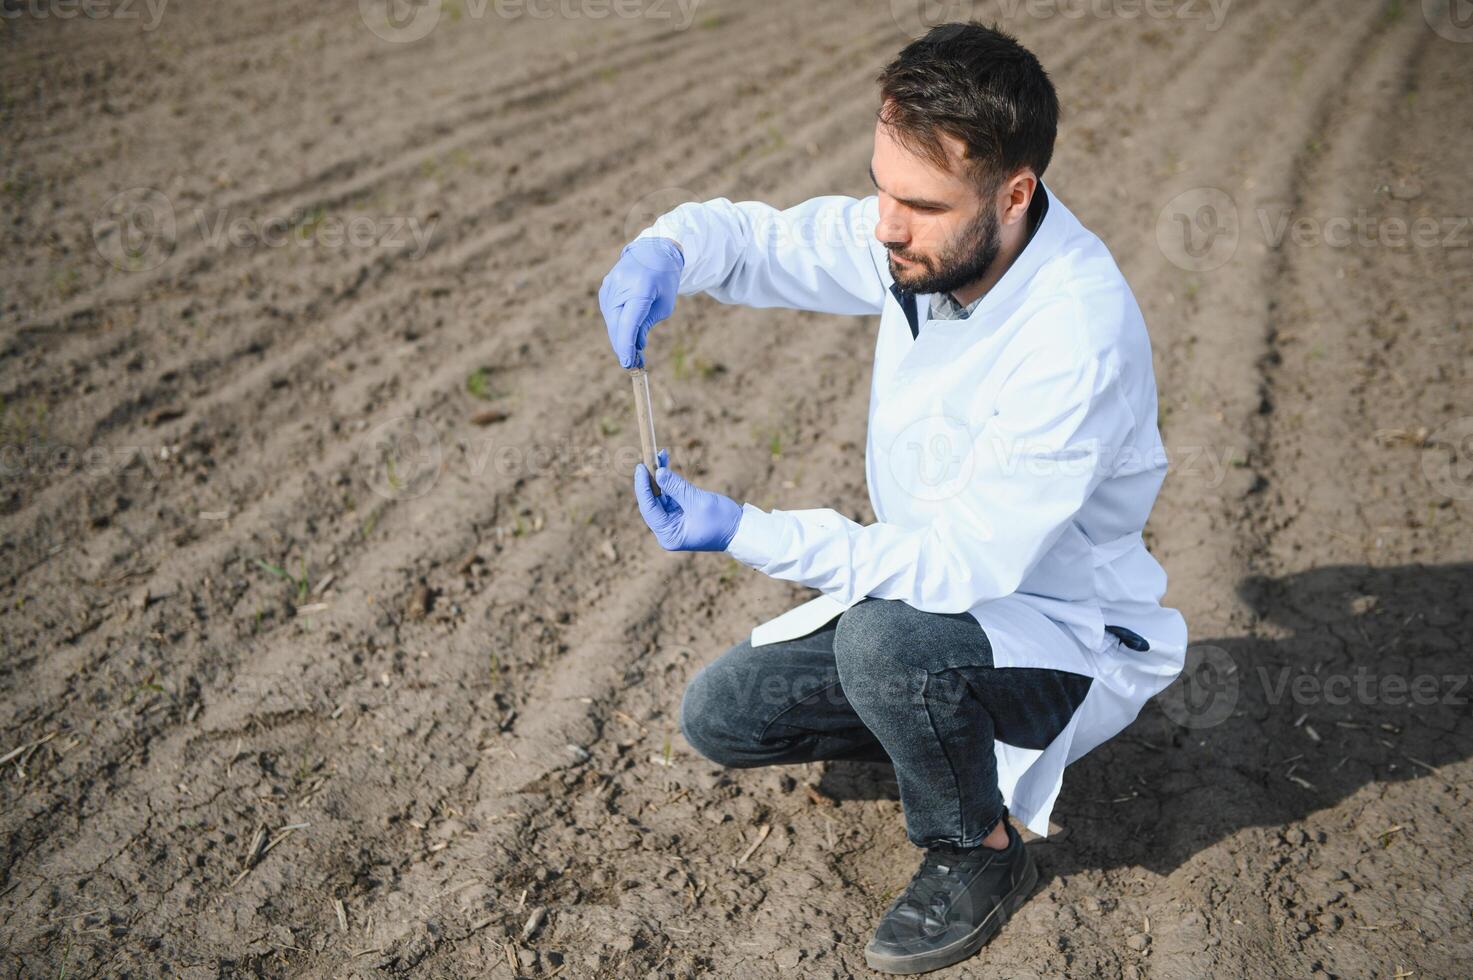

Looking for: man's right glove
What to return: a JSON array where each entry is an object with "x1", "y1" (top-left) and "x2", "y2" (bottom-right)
[
  {"x1": 598, "y1": 237, "x2": 684, "y2": 369},
  {"x1": 634, "y1": 449, "x2": 743, "y2": 553}
]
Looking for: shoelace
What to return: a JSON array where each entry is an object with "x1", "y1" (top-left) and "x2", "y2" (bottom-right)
[{"x1": 896, "y1": 846, "x2": 994, "y2": 922}]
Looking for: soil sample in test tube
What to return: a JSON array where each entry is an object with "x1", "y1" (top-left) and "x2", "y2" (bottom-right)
[{"x1": 629, "y1": 367, "x2": 661, "y2": 497}]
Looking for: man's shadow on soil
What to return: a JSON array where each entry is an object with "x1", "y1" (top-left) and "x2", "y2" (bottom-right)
[{"x1": 815, "y1": 562, "x2": 1472, "y2": 877}]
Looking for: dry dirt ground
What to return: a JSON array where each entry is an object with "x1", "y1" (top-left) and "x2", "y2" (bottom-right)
[{"x1": 2, "y1": 0, "x2": 1471, "y2": 977}]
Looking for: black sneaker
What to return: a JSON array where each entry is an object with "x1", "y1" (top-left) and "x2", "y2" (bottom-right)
[{"x1": 864, "y1": 820, "x2": 1038, "y2": 975}]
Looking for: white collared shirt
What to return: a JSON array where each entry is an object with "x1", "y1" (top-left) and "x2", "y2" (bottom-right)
[{"x1": 927, "y1": 288, "x2": 987, "y2": 321}]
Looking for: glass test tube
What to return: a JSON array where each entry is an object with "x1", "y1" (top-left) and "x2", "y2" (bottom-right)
[{"x1": 628, "y1": 367, "x2": 661, "y2": 497}]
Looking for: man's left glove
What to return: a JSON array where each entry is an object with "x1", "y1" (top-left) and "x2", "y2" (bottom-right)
[
  {"x1": 634, "y1": 449, "x2": 743, "y2": 552},
  {"x1": 599, "y1": 237, "x2": 684, "y2": 370}
]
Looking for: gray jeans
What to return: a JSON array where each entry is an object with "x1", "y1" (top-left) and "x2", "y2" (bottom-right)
[{"x1": 679, "y1": 597, "x2": 1092, "y2": 849}]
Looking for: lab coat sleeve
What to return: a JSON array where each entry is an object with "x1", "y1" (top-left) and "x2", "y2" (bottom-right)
[
  {"x1": 636, "y1": 195, "x2": 887, "y2": 316},
  {"x1": 725, "y1": 334, "x2": 1136, "y2": 612}
]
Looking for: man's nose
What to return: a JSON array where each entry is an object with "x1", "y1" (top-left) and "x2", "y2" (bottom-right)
[{"x1": 875, "y1": 201, "x2": 908, "y2": 251}]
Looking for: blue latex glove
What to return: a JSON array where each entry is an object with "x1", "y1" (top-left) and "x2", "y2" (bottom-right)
[
  {"x1": 634, "y1": 449, "x2": 743, "y2": 552},
  {"x1": 599, "y1": 237, "x2": 684, "y2": 369}
]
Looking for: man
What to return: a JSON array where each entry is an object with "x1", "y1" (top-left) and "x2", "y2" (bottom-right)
[{"x1": 598, "y1": 22, "x2": 1187, "y2": 975}]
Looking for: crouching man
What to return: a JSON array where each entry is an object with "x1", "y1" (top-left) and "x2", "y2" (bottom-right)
[{"x1": 599, "y1": 22, "x2": 1187, "y2": 975}]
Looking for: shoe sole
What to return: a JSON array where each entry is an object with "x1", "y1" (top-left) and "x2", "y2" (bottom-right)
[{"x1": 863, "y1": 845, "x2": 1040, "y2": 975}]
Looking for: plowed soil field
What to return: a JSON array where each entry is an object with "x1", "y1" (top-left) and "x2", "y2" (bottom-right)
[{"x1": 2, "y1": 1, "x2": 1470, "y2": 976}]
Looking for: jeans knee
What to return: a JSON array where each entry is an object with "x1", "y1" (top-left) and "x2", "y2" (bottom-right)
[
  {"x1": 679, "y1": 660, "x2": 749, "y2": 768},
  {"x1": 833, "y1": 600, "x2": 922, "y2": 708},
  {"x1": 678, "y1": 668, "x2": 719, "y2": 762}
]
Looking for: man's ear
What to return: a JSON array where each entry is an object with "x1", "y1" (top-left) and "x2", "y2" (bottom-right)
[{"x1": 999, "y1": 170, "x2": 1038, "y2": 227}]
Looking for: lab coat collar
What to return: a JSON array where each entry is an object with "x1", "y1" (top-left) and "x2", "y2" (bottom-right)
[
  {"x1": 887, "y1": 180, "x2": 1061, "y2": 338},
  {"x1": 889, "y1": 282, "x2": 921, "y2": 338}
]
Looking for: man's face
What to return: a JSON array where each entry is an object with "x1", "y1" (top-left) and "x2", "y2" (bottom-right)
[{"x1": 870, "y1": 120, "x2": 1001, "y2": 297}]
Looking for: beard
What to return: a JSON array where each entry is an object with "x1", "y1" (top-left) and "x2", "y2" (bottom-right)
[{"x1": 886, "y1": 200, "x2": 1002, "y2": 297}]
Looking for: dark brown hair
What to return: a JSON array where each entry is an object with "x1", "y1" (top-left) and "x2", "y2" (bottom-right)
[{"x1": 877, "y1": 22, "x2": 1059, "y2": 189}]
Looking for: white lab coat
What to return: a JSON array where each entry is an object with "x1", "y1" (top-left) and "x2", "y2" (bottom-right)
[{"x1": 638, "y1": 184, "x2": 1187, "y2": 835}]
